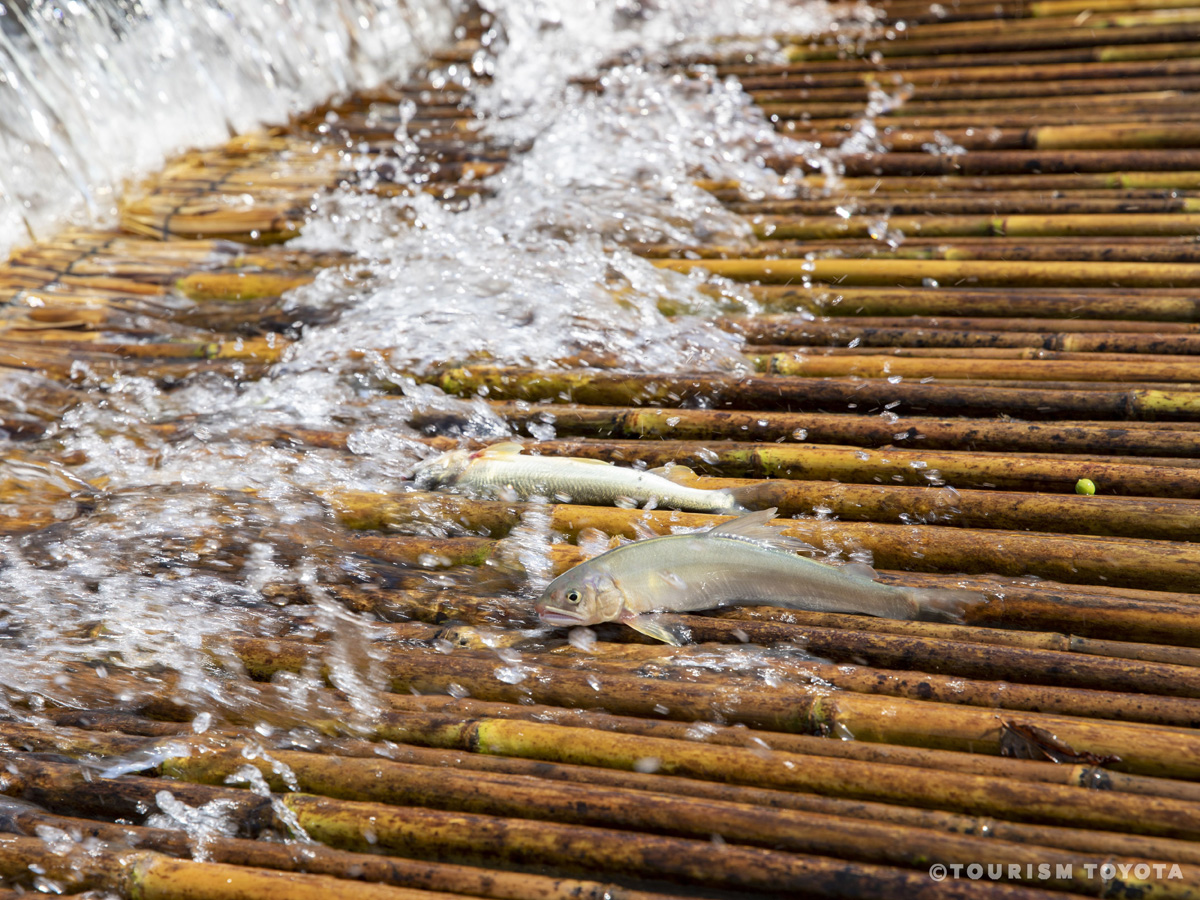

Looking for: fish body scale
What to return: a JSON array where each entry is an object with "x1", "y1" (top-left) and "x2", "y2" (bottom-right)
[
  {"x1": 458, "y1": 457, "x2": 736, "y2": 512},
  {"x1": 595, "y1": 533, "x2": 915, "y2": 618}
]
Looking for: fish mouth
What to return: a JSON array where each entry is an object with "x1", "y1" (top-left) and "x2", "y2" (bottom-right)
[{"x1": 536, "y1": 606, "x2": 587, "y2": 627}]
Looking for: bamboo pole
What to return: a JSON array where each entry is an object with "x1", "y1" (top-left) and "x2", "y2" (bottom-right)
[
  {"x1": 0, "y1": 832, "x2": 466, "y2": 900},
  {"x1": 0, "y1": 810, "x2": 685, "y2": 900},
  {"x1": 368, "y1": 708, "x2": 1200, "y2": 824},
  {"x1": 785, "y1": 23, "x2": 1200, "y2": 60},
  {"x1": 753, "y1": 75, "x2": 1200, "y2": 104},
  {"x1": 641, "y1": 238, "x2": 1200, "y2": 266},
  {"x1": 752, "y1": 213, "x2": 1200, "y2": 241},
  {"x1": 223, "y1": 637, "x2": 1200, "y2": 778},
  {"x1": 707, "y1": 477, "x2": 1200, "y2": 543},
  {"x1": 726, "y1": 193, "x2": 1200, "y2": 217},
  {"x1": 756, "y1": 351, "x2": 1200, "y2": 383},
  {"x1": 735, "y1": 55, "x2": 1200, "y2": 88},
  {"x1": 482, "y1": 401, "x2": 1200, "y2": 457},
  {"x1": 425, "y1": 365, "x2": 1200, "y2": 421},
  {"x1": 160, "y1": 747, "x2": 1194, "y2": 897},
  {"x1": 284, "y1": 793, "x2": 1083, "y2": 899},
  {"x1": 718, "y1": 318, "x2": 1200, "y2": 354},
  {"x1": 4, "y1": 753, "x2": 1097, "y2": 899},
  {"x1": 656, "y1": 255, "x2": 1200, "y2": 288},
  {"x1": 504, "y1": 435, "x2": 1200, "y2": 499},
  {"x1": 175, "y1": 271, "x2": 316, "y2": 301},
  {"x1": 746, "y1": 285, "x2": 1200, "y2": 320}
]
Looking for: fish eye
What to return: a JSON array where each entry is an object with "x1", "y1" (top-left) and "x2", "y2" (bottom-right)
[{"x1": 566, "y1": 590, "x2": 581, "y2": 604}]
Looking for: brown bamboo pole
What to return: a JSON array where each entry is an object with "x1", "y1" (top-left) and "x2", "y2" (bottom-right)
[
  {"x1": 425, "y1": 365, "x2": 1200, "y2": 421},
  {"x1": 521, "y1": 436, "x2": 1200, "y2": 499},
  {"x1": 713, "y1": 40, "x2": 1200, "y2": 76},
  {"x1": 736, "y1": 55, "x2": 1200, "y2": 88},
  {"x1": 175, "y1": 270, "x2": 316, "y2": 301},
  {"x1": 484, "y1": 402, "x2": 1200, "y2": 457},
  {"x1": 656, "y1": 255, "x2": 1200, "y2": 288},
  {"x1": 226, "y1": 638, "x2": 1200, "y2": 778},
  {"x1": 713, "y1": 169, "x2": 1200, "y2": 196},
  {"x1": 285, "y1": 793, "x2": 1084, "y2": 899},
  {"x1": 641, "y1": 238, "x2": 1200, "y2": 266},
  {"x1": 752, "y1": 213, "x2": 1200, "y2": 241},
  {"x1": 757, "y1": 74, "x2": 1200, "y2": 104},
  {"x1": 262, "y1": 704, "x2": 1200, "y2": 864},
  {"x1": 747, "y1": 285, "x2": 1200, "y2": 320},
  {"x1": 374, "y1": 709, "x2": 1200, "y2": 826},
  {"x1": 0, "y1": 833, "x2": 464, "y2": 900},
  {"x1": 2, "y1": 810, "x2": 675, "y2": 900},
  {"x1": 709, "y1": 604, "x2": 1200, "y2": 666},
  {"x1": 161, "y1": 748, "x2": 1190, "y2": 897},
  {"x1": 701, "y1": 477, "x2": 1200, "y2": 543},
  {"x1": 726, "y1": 192, "x2": 1200, "y2": 216},
  {"x1": 785, "y1": 22, "x2": 1200, "y2": 60},
  {"x1": 719, "y1": 318, "x2": 1200, "y2": 354},
  {"x1": 756, "y1": 352, "x2": 1200, "y2": 383}
]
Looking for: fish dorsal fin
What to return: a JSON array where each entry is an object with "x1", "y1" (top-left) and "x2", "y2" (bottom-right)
[
  {"x1": 479, "y1": 441, "x2": 526, "y2": 457},
  {"x1": 707, "y1": 508, "x2": 816, "y2": 555},
  {"x1": 839, "y1": 562, "x2": 879, "y2": 583},
  {"x1": 566, "y1": 457, "x2": 614, "y2": 466},
  {"x1": 648, "y1": 463, "x2": 698, "y2": 485}
]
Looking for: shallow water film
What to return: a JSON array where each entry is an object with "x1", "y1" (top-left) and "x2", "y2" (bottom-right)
[{"x1": 4, "y1": 0, "x2": 1200, "y2": 896}]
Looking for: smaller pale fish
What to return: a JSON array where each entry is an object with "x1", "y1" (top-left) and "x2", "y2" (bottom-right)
[
  {"x1": 412, "y1": 442, "x2": 747, "y2": 513},
  {"x1": 536, "y1": 508, "x2": 984, "y2": 644}
]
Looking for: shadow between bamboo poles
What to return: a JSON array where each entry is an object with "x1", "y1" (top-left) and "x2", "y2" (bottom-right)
[
  {"x1": 156, "y1": 747, "x2": 1197, "y2": 898},
  {"x1": 421, "y1": 366, "x2": 1200, "y2": 421},
  {"x1": 0, "y1": 760, "x2": 1090, "y2": 900},
  {"x1": 219, "y1": 636, "x2": 1200, "y2": 778},
  {"x1": 0, "y1": 811, "x2": 684, "y2": 900},
  {"x1": 484, "y1": 403, "x2": 1200, "y2": 457}
]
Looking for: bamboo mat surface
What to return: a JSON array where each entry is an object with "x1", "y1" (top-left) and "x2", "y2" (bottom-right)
[{"x1": 2, "y1": 2, "x2": 1200, "y2": 899}]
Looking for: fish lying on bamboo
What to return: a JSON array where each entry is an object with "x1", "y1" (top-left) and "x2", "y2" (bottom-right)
[
  {"x1": 412, "y1": 442, "x2": 750, "y2": 513},
  {"x1": 536, "y1": 508, "x2": 984, "y2": 644}
]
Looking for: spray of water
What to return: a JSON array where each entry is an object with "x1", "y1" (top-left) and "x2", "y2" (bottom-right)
[{"x1": 0, "y1": 0, "x2": 872, "y2": 781}]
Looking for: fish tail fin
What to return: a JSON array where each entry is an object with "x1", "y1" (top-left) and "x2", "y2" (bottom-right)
[
  {"x1": 716, "y1": 487, "x2": 750, "y2": 513},
  {"x1": 903, "y1": 587, "x2": 986, "y2": 623},
  {"x1": 726, "y1": 483, "x2": 774, "y2": 512}
]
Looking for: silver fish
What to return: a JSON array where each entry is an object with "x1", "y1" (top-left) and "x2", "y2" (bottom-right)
[
  {"x1": 413, "y1": 442, "x2": 746, "y2": 513},
  {"x1": 536, "y1": 508, "x2": 984, "y2": 644}
]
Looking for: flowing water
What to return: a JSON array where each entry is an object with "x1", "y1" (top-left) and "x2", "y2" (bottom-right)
[{"x1": 0, "y1": 0, "x2": 872, "y2": 757}]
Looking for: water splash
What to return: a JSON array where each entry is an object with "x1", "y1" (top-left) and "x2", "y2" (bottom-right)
[
  {"x1": 0, "y1": 0, "x2": 858, "y2": 737},
  {"x1": 0, "y1": 0, "x2": 454, "y2": 257}
]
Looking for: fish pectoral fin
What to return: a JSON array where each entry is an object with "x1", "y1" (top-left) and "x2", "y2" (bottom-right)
[
  {"x1": 648, "y1": 463, "x2": 699, "y2": 485},
  {"x1": 839, "y1": 562, "x2": 879, "y2": 583},
  {"x1": 624, "y1": 613, "x2": 687, "y2": 646},
  {"x1": 631, "y1": 518, "x2": 662, "y2": 541},
  {"x1": 707, "y1": 508, "x2": 816, "y2": 555}
]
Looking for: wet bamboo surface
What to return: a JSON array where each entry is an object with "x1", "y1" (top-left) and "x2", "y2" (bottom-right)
[{"x1": 4, "y1": 2, "x2": 1200, "y2": 900}]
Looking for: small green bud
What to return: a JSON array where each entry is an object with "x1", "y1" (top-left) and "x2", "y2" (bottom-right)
[{"x1": 1075, "y1": 478, "x2": 1096, "y2": 496}]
